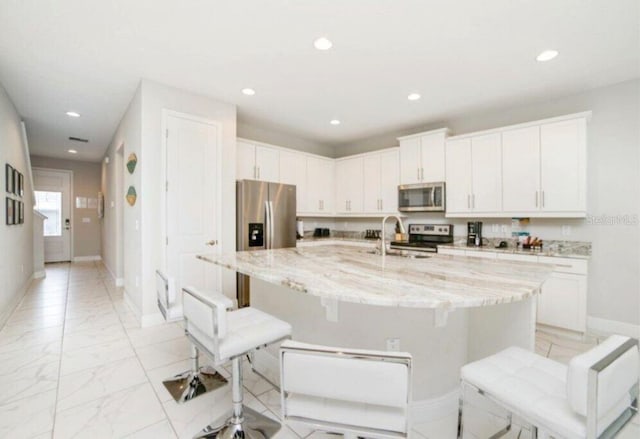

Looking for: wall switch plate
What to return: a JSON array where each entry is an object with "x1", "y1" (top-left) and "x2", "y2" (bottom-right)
[
  {"x1": 135, "y1": 220, "x2": 139, "y2": 231},
  {"x1": 562, "y1": 225, "x2": 572, "y2": 236},
  {"x1": 386, "y1": 338, "x2": 400, "y2": 352},
  {"x1": 82, "y1": 217, "x2": 90, "y2": 223},
  {"x1": 110, "y1": 201, "x2": 115, "y2": 208}
]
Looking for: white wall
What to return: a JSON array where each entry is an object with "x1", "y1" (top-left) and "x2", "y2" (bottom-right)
[
  {"x1": 237, "y1": 120, "x2": 334, "y2": 157},
  {"x1": 0, "y1": 83, "x2": 34, "y2": 324},
  {"x1": 101, "y1": 85, "x2": 142, "y2": 298},
  {"x1": 332, "y1": 79, "x2": 640, "y2": 328},
  {"x1": 102, "y1": 80, "x2": 237, "y2": 325}
]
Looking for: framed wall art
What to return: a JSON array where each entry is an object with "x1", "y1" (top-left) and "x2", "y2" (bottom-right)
[
  {"x1": 6, "y1": 197, "x2": 14, "y2": 225},
  {"x1": 18, "y1": 201, "x2": 24, "y2": 224},
  {"x1": 18, "y1": 172, "x2": 24, "y2": 197},
  {"x1": 5, "y1": 164, "x2": 13, "y2": 194},
  {"x1": 12, "y1": 168, "x2": 19, "y2": 195}
]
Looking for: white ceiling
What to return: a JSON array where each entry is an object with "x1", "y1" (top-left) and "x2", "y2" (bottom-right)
[{"x1": 0, "y1": 0, "x2": 638, "y2": 162}]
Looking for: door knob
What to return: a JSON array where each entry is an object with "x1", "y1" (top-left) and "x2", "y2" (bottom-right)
[{"x1": 205, "y1": 240, "x2": 218, "y2": 246}]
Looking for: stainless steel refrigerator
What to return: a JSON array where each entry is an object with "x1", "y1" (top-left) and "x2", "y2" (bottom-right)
[{"x1": 236, "y1": 180, "x2": 296, "y2": 306}]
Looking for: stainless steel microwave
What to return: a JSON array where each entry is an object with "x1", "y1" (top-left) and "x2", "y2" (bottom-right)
[{"x1": 398, "y1": 182, "x2": 445, "y2": 212}]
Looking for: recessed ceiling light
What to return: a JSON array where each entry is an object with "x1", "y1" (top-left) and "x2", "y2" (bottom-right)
[
  {"x1": 407, "y1": 93, "x2": 421, "y2": 101},
  {"x1": 66, "y1": 111, "x2": 80, "y2": 118},
  {"x1": 242, "y1": 88, "x2": 256, "y2": 96},
  {"x1": 68, "y1": 149, "x2": 78, "y2": 154},
  {"x1": 314, "y1": 37, "x2": 333, "y2": 51},
  {"x1": 536, "y1": 50, "x2": 559, "y2": 62},
  {"x1": 330, "y1": 119, "x2": 341, "y2": 125}
]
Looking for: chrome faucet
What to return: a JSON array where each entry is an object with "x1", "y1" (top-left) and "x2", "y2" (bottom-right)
[{"x1": 381, "y1": 215, "x2": 406, "y2": 256}]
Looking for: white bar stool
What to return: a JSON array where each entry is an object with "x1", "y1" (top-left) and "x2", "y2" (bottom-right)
[
  {"x1": 183, "y1": 286, "x2": 292, "y2": 439},
  {"x1": 156, "y1": 270, "x2": 228, "y2": 403},
  {"x1": 280, "y1": 340, "x2": 413, "y2": 439},
  {"x1": 458, "y1": 335, "x2": 639, "y2": 439}
]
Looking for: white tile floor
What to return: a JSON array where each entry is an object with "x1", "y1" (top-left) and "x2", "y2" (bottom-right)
[{"x1": 0, "y1": 261, "x2": 637, "y2": 438}]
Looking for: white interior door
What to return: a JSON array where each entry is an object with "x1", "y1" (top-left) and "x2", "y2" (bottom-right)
[
  {"x1": 33, "y1": 168, "x2": 72, "y2": 262},
  {"x1": 166, "y1": 113, "x2": 220, "y2": 296}
]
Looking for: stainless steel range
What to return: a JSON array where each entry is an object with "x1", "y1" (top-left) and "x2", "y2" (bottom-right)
[{"x1": 390, "y1": 224, "x2": 453, "y2": 253}]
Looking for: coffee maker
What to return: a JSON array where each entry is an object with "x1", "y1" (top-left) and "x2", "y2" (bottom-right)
[{"x1": 467, "y1": 221, "x2": 483, "y2": 247}]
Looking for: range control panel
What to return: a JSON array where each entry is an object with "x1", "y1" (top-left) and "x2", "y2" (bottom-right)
[{"x1": 408, "y1": 224, "x2": 452, "y2": 236}]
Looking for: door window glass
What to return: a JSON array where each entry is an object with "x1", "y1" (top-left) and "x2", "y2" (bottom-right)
[{"x1": 35, "y1": 191, "x2": 62, "y2": 236}]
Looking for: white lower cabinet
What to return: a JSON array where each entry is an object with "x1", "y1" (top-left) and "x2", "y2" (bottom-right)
[{"x1": 441, "y1": 248, "x2": 588, "y2": 333}]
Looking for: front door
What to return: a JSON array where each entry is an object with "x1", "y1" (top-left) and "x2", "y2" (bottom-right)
[
  {"x1": 165, "y1": 112, "x2": 221, "y2": 296},
  {"x1": 33, "y1": 168, "x2": 72, "y2": 262}
]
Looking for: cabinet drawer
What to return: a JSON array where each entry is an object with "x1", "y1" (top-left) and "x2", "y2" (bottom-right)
[
  {"x1": 496, "y1": 253, "x2": 538, "y2": 263},
  {"x1": 538, "y1": 256, "x2": 587, "y2": 275},
  {"x1": 438, "y1": 248, "x2": 467, "y2": 257},
  {"x1": 460, "y1": 249, "x2": 497, "y2": 259}
]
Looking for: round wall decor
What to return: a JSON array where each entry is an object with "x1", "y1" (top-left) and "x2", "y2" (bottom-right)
[
  {"x1": 126, "y1": 186, "x2": 137, "y2": 206},
  {"x1": 126, "y1": 153, "x2": 138, "y2": 174}
]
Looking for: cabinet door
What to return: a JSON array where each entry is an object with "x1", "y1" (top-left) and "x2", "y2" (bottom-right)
[
  {"x1": 337, "y1": 157, "x2": 363, "y2": 213},
  {"x1": 399, "y1": 138, "x2": 422, "y2": 184},
  {"x1": 445, "y1": 138, "x2": 472, "y2": 213},
  {"x1": 540, "y1": 118, "x2": 586, "y2": 213},
  {"x1": 470, "y1": 133, "x2": 502, "y2": 213},
  {"x1": 306, "y1": 156, "x2": 334, "y2": 213},
  {"x1": 363, "y1": 154, "x2": 381, "y2": 212},
  {"x1": 537, "y1": 272, "x2": 586, "y2": 332},
  {"x1": 236, "y1": 140, "x2": 256, "y2": 180},
  {"x1": 379, "y1": 149, "x2": 399, "y2": 212},
  {"x1": 335, "y1": 159, "x2": 351, "y2": 213},
  {"x1": 255, "y1": 146, "x2": 279, "y2": 182},
  {"x1": 421, "y1": 132, "x2": 446, "y2": 182},
  {"x1": 502, "y1": 126, "x2": 540, "y2": 212},
  {"x1": 279, "y1": 150, "x2": 307, "y2": 212}
]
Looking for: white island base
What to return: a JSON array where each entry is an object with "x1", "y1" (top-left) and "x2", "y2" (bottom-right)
[{"x1": 249, "y1": 278, "x2": 537, "y2": 425}]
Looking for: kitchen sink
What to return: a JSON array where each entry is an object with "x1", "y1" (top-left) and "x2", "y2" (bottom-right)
[{"x1": 366, "y1": 250, "x2": 431, "y2": 259}]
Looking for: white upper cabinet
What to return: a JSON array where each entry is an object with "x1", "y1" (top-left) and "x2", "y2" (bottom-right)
[
  {"x1": 279, "y1": 149, "x2": 307, "y2": 212},
  {"x1": 445, "y1": 138, "x2": 472, "y2": 214},
  {"x1": 236, "y1": 140, "x2": 257, "y2": 180},
  {"x1": 235, "y1": 139, "x2": 280, "y2": 181},
  {"x1": 446, "y1": 112, "x2": 589, "y2": 218},
  {"x1": 362, "y1": 149, "x2": 399, "y2": 213},
  {"x1": 502, "y1": 126, "x2": 540, "y2": 213},
  {"x1": 540, "y1": 118, "x2": 586, "y2": 214},
  {"x1": 398, "y1": 129, "x2": 448, "y2": 184},
  {"x1": 305, "y1": 156, "x2": 334, "y2": 214},
  {"x1": 255, "y1": 146, "x2": 279, "y2": 182},
  {"x1": 335, "y1": 157, "x2": 363, "y2": 213},
  {"x1": 470, "y1": 133, "x2": 502, "y2": 213}
]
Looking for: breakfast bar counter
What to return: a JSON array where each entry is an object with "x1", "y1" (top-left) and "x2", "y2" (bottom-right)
[
  {"x1": 197, "y1": 244, "x2": 553, "y2": 310},
  {"x1": 198, "y1": 243, "x2": 555, "y2": 419}
]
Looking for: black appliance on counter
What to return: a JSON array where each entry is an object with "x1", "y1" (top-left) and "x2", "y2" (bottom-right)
[
  {"x1": 390, "y1": 224, "x2": 453, "y2": 253},
  {"x1": 467, "y1": 221, "x2": 483, "y2": 247}
]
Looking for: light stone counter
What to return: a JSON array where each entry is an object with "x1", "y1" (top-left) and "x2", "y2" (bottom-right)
[{"x1": 197, "y1": 243, "x2": 553, "y2": 310}]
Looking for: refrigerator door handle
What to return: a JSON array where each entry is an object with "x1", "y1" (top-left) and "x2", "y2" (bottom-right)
[
  {"x1": 264, "y1": 200, "x2": 271, "y2": 249},
  {"x1": 269, "y1": 201, "x2": 275, "y2": 248}
]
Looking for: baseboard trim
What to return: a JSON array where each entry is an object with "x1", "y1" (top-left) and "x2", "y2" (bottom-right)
[
  {"x1": 0, "y1": 274, "x2": 35, "y2": 329},
  {"x1": 72, "y1": 255, "x2": 102, "y2": 262},
  {"x1": 587, "y1": 316, "x2": 640, "y2": 338},
  {"x1": 33, "y1": 270, "x2": 46, "y2": 279}
]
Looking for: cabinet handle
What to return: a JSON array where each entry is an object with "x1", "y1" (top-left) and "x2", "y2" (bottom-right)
[
  {"x1": 421, "y1": 168, "x2": 424, "y2": 181},
  {"x1": 417, "y1": 168, "x2": 420, "y2": 181},
  {"x1": 535, "y1": 191, "x2": 539, "y2": 208},
  {"x1": 472, "y1": 194, "x2": 475, "y2": 209},
  {"x1": 254, "y1": 166, "x2": 257, "y2": 179},
  {"x1": 467, "y1": 194, "x2": 470, "y2": 209},
  {"x1": 542, "y1": 191, "x2": 545, "y2": 208},
  {"x1": 257, "y1": 167, "x2": 260, "y2": 179},
  {"x1": 380, "y1": 199, "x2": 383, "y2": 211}
]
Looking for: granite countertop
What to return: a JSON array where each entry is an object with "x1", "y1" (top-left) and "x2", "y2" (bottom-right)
[
  {"x1": 439, "y1": 238, "x2": 591, "y2": 260},
  {"x1": 198, "y1": 244, "x2": 554, "y2": 310}
]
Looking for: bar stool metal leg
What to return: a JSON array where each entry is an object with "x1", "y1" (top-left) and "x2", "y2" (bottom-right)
[
  {"x1": 195, "y1": 355, "x2": 281, "y2": 439},
  {"x1": 162, "y1": 344, "x2": 227, "y2": 403}
]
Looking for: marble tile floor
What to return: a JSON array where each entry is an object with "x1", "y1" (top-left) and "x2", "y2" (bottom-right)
[{"x1": 0, "y1": 261, "x2": 636, "y2": 438}]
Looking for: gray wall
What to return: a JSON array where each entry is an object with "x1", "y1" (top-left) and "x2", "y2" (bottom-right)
[
  {"x1": 30, "y1": 155, "x2": 102, "y2": 258},
  {"x1": 0, "y1": 83, "x2": 34, "y2": 324},
  {"x1": 332, "y1": 78, "x2": 640, "y2": 327},
  {"x1": 237, "y1": 119, "x2": 334, "y2": 157}
]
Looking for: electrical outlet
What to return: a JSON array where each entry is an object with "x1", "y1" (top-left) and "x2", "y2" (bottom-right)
[
  {"x1": 386, "y1": 338, "x2": 400, "y2": 352},
  {"x1": 562, "y1": 225, "x2": 572, "y2": 236}
]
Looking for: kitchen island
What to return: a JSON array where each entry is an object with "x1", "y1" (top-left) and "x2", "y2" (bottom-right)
[{"x1": 198, "y1": 243, "x2": 554, "y2": 422}]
